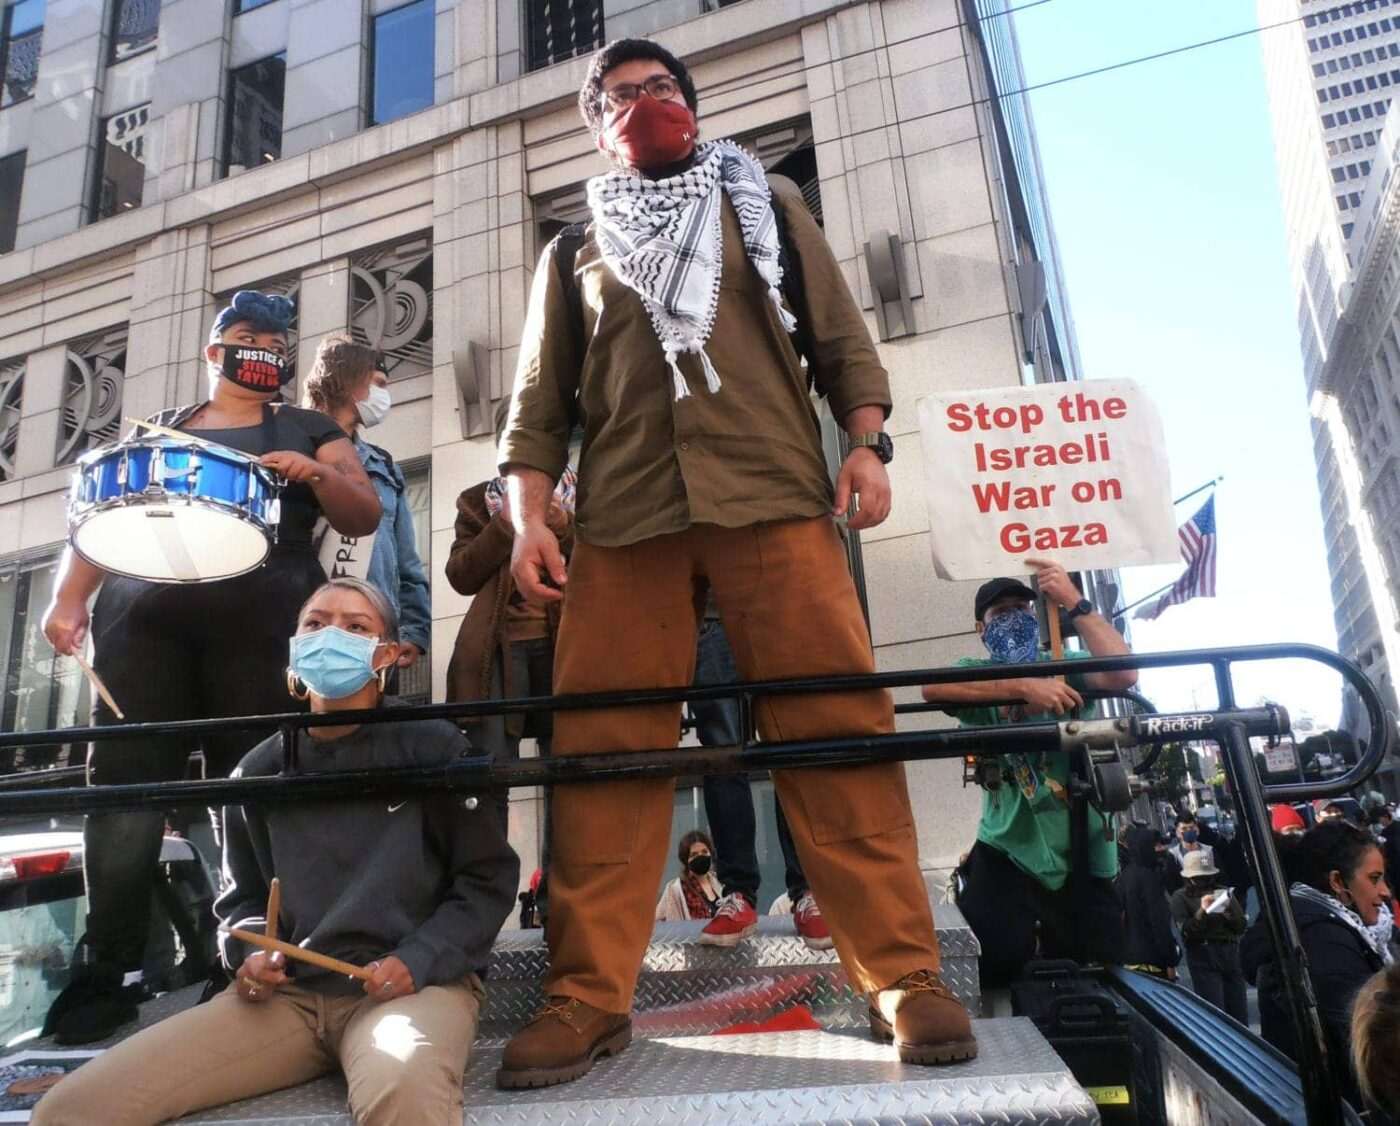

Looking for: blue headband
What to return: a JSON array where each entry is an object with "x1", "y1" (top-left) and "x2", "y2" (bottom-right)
[{"x1": 209, "y1": 290, "x2": 295, "y2": 342}]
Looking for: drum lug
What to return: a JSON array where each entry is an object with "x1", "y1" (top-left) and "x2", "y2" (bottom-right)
[{"x1": 117, "y1": 454, "x2": 128, "y2": 487}]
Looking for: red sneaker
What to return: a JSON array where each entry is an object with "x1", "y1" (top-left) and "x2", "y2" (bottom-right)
[
  {"x1": 792, "y1": 892, "x2": 834, "y2": 950},
  {"x1": 699, "y1": 894, "x2": 758, "y2": 947}
]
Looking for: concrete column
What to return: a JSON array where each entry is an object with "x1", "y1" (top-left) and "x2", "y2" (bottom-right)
[
  {"x1": 294, "y1": 258, "x2": 353, "y2": 398},
  {"x1": 13, "y1": 346, "x2": 67, "y2": 477},
  {"x1": 281, "y1": 0, "x2": 366, "y2": 158},
  {"x1": 126, "y1": 226, "x2": 217, "y2": 419},
  {"x1": 148, "y1": 0, "x2": 230, "y2": 202},
  {"x1": 14, "y1": 0, "x2": 106, "y2": 248}
]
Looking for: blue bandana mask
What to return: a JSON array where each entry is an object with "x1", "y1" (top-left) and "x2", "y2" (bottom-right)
[
  {"x1": 982, "y1": 608, "x2": 1040, "y2": 664},
  {"x1": 289, "y1": 627, "x2": 383, "y2": 700}
]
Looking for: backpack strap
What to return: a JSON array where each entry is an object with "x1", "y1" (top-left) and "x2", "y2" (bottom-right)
[
  {"x1": 770, "y1": 197, "x2": 816, "y2": 377},
  {"x1": 553, "y1": 223, "x2": 589, "y2": 364}
]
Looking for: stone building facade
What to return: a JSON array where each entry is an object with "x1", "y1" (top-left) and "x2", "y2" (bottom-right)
[{"x1": 0, "y1": 0, "x2": 1096, "y2": 893}]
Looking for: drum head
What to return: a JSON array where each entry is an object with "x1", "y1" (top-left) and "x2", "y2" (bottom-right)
[{"x1": 72, "y1": 504, "x2": 270, "y2": 582}]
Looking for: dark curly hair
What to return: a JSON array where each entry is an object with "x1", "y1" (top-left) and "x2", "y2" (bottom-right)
[
  {"x1": 677, "y1": 829, "x2": 713, "y2": 870},
  {"x1": 1294, "y1": 818, "x2": 1380, "y2": 895},
  {"x1": 302, "y1": 334, "x2": 379, "y2": 415},
  {"x1": 578, "y1": 38, "x2": 698, "y2": 138}
]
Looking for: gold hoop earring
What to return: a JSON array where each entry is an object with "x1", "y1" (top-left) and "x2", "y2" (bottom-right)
[{"x1": 286, "y1": 668, "x2": 310, "y2": 701}]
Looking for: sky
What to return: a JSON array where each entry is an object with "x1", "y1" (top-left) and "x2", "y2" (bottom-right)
[{"x1": 1011, "y1": 0, "x2": 1349, "y2": 727}]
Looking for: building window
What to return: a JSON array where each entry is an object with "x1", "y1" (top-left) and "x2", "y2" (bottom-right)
[
  {"x1": 234, "y1": 0, "x2": 277, "y2": 11},
  {"x1": 369, "y1": 0, "x2": 434, "y2": 126},
  {"x1": 0, "y1": 554, "x2": 91, "y2": 771},
  {"x1": 224, "y1": 55, "x2": 284, "y2": 175},
  {"x1": 109, "y1": 0, "x2": 157, "y2": 62},
  {"x1": 0, "y1": 0, "x2": 41, "y2": 106},
  {"x1": 526, "y1": 0, "x2": 603, "y2": 72},
  {"x1": 56, "y1": 328, "x2": 124, "y2": 464},
  {"x1": 0, "y1": 149, "x2": 23, "y2": 254},
  {"x1": 90, "y1": 104, "x2": 147, "y2": 222}
]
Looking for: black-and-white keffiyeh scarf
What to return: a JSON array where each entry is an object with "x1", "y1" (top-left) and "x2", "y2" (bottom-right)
[
  {"x1": 585, "y1": 140, "x2": 799, "y2": 400},
  {"x1": 1291, "y1": 882, "x2": 1395, "y2": 965}
]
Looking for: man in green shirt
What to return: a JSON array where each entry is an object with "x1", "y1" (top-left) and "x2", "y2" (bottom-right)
[{"x1": 921, "y1": 558, "x2": 1137, "y2": 986}]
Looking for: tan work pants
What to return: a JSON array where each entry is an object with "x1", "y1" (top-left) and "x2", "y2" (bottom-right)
[
  {"x1": 32, "y1": 975, "x2": 483, "y2": 1126},
  {"x1": 544, "y1": 517, "x2": 940, "y2": 1012}
]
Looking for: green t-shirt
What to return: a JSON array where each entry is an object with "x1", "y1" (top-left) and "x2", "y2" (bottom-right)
[{"x1": 950, "y1": 652, "x2": 1118, "y2": 891}]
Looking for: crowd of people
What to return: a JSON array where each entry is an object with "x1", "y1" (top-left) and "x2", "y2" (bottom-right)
[{"x1": 18, "y1": 27, "x2": 1400, "y2": 1126}]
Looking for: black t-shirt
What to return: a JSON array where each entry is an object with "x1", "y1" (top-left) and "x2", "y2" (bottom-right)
[{"x1": 150, "y1": 402, "x2": 347, "y2": 548}]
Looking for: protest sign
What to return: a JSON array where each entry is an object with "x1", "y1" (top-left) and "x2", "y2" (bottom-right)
[{"x1": 917, "y1": 380, "x2": 1177, "y2": 579}]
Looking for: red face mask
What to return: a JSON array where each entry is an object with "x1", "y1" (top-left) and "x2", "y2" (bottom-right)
[{"x1": 601, "y1": 96, "x2": 697, "y2": 169}]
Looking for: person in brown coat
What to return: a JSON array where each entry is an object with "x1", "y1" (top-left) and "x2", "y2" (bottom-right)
[{"x1": 446, "y1": 405, "x2": 575, "y2": 856}]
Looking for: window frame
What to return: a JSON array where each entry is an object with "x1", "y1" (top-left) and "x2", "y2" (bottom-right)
[
  {"x1": 0, "y1": 148, "x2": 24, "y2": 254},
  {"x1": 366, "y1": 0, "x2": 436, "y2": 129},
  {"x1": 221, "y1": 52, "x2": 286, "y2": 178},
  {"x1": 107, "y1": 0, "x2": 158, "y2": 64},
  {"x1": 88, "y1": 103, "x2": 150, "y2": 224},
  {"x1": 0, "y1": 0, "x2": 43, "y2": 108}
]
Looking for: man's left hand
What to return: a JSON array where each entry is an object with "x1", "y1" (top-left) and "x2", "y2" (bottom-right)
[
  {"x1": 1026, "y1": 557, "x2": 1081, "y2": 610},
  {"x1": 396, "y1": 646, "x2": 422, "y2": 669},
  {"x1": 834, "y1": 448, "x2": 891, "y2": 531}
]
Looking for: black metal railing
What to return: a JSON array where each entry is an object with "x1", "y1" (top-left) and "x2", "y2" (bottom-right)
[{"x1": 0, "y1": 642, "x2": 1388, "y2": 1125}]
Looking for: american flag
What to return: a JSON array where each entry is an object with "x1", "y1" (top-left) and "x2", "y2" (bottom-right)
[{"x1": 1135, "y1": 496, "x2": 1218, "y2": 621}]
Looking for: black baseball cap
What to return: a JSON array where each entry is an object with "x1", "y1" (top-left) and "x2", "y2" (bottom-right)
[{"x1": 974, "y1": 577, "x2": 1036, "y2": 622}]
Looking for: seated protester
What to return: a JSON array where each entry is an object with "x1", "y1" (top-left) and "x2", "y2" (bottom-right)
[
  {"x1": 1170, "y1": 851, "x2": 1248, "y2": 1023},
  {"x1": 1351, "y1": 961, "x2": 1400, "y2": 1118},
  {"x1": 1242, "y1": 819, "x2": 1392, "y2": 1108},
  {"x1": 1118, "y1": 825, "x2": 1181, "y2": 980},
  {"x1": 921, "y1": 559, "x2": 1137, "y2": 987},
  {"x1": 33, "y1": 579, "x2": 520, "y2": 1126},
  {"x1": 656, "y1": 831, "x2": 723, "y2": 924}
]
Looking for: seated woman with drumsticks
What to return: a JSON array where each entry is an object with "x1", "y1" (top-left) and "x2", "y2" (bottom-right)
[
  {"x1": 40, "y1": 291, "x2": 383, "y2": 1046},
  {"x1": 33, "y1": 578, "x2": 520, "y2": 1126}
]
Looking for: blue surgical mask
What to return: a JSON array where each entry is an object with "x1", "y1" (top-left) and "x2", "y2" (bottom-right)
[
  {"x1": 289, "y1": 627, "x2": 383, "y2": 700},
  {"x1": 1182, "y1": 829, "x2": 1199, "y2": 844},
  {"x1": 982, "y1": 608, "x2": 1040, "y2": 664}
]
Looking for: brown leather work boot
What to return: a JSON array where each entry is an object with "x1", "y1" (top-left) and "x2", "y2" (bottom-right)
[
  {"x1": 496, "y1": 996, "x2": 633, "y2": 1089},
  {"x1": 869, "y1": 969, "x2": 978, "y2": 1064}
]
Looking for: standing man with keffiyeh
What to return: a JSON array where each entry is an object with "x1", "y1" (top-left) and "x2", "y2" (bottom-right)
[{"x1": 493, "y1": 38, "x2": 976, "y2": 1090}]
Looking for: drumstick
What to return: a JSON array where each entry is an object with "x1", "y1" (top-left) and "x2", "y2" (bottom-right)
[
  {"x1": 224, "y1": 926, "x2": 373, "y2": 981},
  {"x1": 265, "y1": 877, "x2": 280, "y2": 943},
  {"x1": 123, "y1": 416, "x2": 319, "y2": 483},
  {"x1": 72, "y1": 653, "x2": 124, "y2": 720}
]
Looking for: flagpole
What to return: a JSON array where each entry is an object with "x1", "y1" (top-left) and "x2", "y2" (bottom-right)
[
  {"x1": 1173, "y1": 476, "x2": 1222, "y2": 507},
  {"x1": 1116, "y1": 580, "x2": 1175, "y2": 617}
]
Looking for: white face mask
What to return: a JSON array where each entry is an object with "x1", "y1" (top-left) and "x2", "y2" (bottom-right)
[{"x1": 356, "y1": 383, "x2": 391, "y2": 428}]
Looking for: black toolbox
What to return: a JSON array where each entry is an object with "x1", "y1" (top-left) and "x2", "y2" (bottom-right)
[{"x1": 1012, "y1": 959, "x2": 1139, "y2": 1125}]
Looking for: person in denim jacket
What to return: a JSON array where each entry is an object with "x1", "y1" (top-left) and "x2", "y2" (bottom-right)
[{"x1": 303, "y1": 335, "x2": 431, "y2": 672}]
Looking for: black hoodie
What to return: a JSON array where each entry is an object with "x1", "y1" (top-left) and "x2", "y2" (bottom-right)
[
  {"x1": 1241, "y1": 890, "x2": 1384, "y2": 1106},
  {"x1": 1116, "y1": 827, "x2": 1181, "y2": 970}
]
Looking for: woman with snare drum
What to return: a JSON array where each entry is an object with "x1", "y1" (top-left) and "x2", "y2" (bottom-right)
[{"x1": 39, "y1": 291, "x2": 380, "y2": 1046}]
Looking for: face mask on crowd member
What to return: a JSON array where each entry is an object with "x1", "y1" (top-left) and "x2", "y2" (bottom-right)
[
  {"x1": 595, "y1": 64, "x2": 696, "y2": 170},
  {"x1": 1181, "y1": 828, "x2": 1199, "y2": 844},
  {"x1": 206, "y1": 291, "x2": 295, "y2": 394},
  {"x1": 356, "y1": 372, "x2": 392, "y2": 429},
  {"x1": 288, "y1": 583, "x2": 401, "y2": 701},
  {"x1": 687, "y1": 853, "x2": 712, "y2": 876},
  {"x1": 982, "y1": 606, "x2": 1040, "y2": 665}
]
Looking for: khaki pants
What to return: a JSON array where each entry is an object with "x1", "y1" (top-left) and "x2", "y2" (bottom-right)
[
  {"x1": 544, "y1": 517, "x2": 941, "y2": 1011},
  {"x1": 33, "y1": 976, "x2": 483, "y2": 1126}
]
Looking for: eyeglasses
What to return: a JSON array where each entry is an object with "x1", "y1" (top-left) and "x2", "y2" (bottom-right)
[{"x1": 599, "y1": 74, "x2": 681, "y2": 114}]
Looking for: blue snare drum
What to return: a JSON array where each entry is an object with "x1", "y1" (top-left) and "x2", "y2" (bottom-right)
[{"x1": 68, "y1": 438, "x2": 281, "y2": 582}]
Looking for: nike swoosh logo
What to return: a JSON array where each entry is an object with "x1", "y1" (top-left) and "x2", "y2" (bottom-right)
[{"x1": 387, "y1": 802, "x2": 407, "y2": 813}]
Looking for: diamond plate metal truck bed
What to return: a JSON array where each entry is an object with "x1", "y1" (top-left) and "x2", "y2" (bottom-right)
[{"x1": 177, "y1": 1020, "x2": 1096, "y2": 1126}]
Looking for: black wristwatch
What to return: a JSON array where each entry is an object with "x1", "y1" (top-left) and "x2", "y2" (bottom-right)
[
  {"x1": 851, "y1": 432, "x2": 894, "y2": 464},
  {"x1": 1067, "y1": 598, "x2": 1093, "y2": 619}
]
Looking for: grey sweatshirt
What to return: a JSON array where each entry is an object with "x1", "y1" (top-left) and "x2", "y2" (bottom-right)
[{"x1": 215, "y1": 716, "x2": 519, "y2": 994}]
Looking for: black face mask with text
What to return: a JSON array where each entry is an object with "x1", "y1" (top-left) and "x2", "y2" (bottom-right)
[{"x1": 221, "y1": 345, "x2": 291, "y2": 391}]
